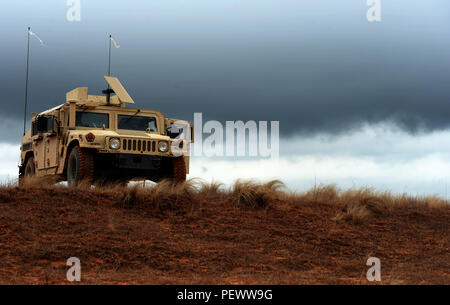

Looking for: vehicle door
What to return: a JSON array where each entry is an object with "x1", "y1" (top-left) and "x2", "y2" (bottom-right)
[{"x1": 44, "y1": 116, "x2": 59, "y2": 168}]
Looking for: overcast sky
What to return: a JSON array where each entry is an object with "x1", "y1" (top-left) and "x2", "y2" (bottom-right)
[{"x1": 1, "y1": 1, "x2": 450, "y2": 197}]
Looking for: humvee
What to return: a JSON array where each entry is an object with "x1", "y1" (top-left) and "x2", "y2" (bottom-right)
[{"x1": 19, "y1": 76, "x2": 193, "y2": 186}]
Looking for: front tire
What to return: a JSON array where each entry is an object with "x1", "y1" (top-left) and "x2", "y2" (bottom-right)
[
  {"x1": 172, "y1": 157, "x2": 186, "y2": 184},
  {"x1": 67, "y1": 146, "x2": 94, "y2": 187}
]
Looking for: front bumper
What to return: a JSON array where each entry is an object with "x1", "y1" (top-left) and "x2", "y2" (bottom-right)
[{"x1": 95, "y1": 153, "x2": 162, "y2": 170}]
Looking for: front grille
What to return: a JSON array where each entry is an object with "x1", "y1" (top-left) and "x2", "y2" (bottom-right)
[{"x1": 121, "y1": 138, "x2": 157, "y2": 153}]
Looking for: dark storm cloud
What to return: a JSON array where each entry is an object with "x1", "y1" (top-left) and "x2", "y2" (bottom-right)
[{"x1": 1, "y1": 0, "x2": 450, "y2": 144}]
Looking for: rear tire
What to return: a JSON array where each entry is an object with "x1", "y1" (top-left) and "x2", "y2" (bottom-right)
[
  {"x1": 19, "y1": 156, "x2": 35, "y2": 185},
  {"x1": 67, "y1": 146, "x2": 94, "y2": 187}
]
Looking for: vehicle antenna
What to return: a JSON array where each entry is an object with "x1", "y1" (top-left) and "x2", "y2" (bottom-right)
[
  {"x1": 23, "y1": 27, "x2": 31, "y2": 136},
  {"x1": 103, "y1": 34, "x2": 114, "y2": 103},
  {"x1": 108, "y1": 34, "x2": 112, "y2": 77}
]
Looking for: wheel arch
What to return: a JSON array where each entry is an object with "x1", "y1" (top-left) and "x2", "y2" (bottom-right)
[{"x1": 19, "y1": 151, "x2": 35, "y2": 177}]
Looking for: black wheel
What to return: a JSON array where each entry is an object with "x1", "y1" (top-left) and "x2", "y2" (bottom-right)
[
  {"x1": 25, "y1": 156, "x2": 35, "y2": 177},
  {"x1": 19, "y1": 156, "x2": 35, "y2": 185},
  {"x1": 67, "y1": 146, "x2": 94, "y2": 187},
  {"x1": 156, "y1": 157, "x2": 187, "y2": 184}
]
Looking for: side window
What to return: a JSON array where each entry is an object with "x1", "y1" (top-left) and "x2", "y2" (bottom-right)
[
  {"x1": 32, "y1": 121, "x2": 38, "y2": 136},
  {"x1": 47, "y1": 116, "x2": 54, "y2": 132},
  {"x1": 34, "y1": 115, "x2": 55, "y2": 134}
]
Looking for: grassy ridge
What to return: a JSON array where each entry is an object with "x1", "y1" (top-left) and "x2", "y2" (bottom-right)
[{"x1": 0, "y1": 179, "x2": 448, "y2": 284}]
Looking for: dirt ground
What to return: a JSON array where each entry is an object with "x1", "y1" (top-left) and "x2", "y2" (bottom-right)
[{"x1": 0, "y1": 181, "x2": 448, "y2": 284}]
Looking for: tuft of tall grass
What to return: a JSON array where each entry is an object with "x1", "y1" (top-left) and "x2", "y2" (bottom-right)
[
  {"x1": 114, "y1": 179, "x2": 201, "y2": 214},
  {"x1": 231, "y1": 179, "x2": 285, "y2": 209},
  {"x1": 197, "y1": 180, "x2": 225, "y2": 200},
  {"x1": 333, "y1": 204, "x2": 372, "y2": 224},
  {"x1": 301, "y1": 184, "x2": 340, "y2": 203}
]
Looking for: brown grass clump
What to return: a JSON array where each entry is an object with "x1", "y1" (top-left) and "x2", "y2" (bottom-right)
[
  {"x1": 302, "y1": 184, "x2": 340, "y2": 203},
  {"x1": 231, "y1": 179, "x2": 285, "y2": 208},
  {"x1": 197, "y1": 180, "x2": 225, "y2": 199},
  {"x1": 333, "y1": 204, "x2": 372, "y2": 224},
  {"x1": 113, "y1": 179, "x2": 200, "y2": 214},
  {"x1": 406, "y1": 195, "x2": 449, "y2": 209}
]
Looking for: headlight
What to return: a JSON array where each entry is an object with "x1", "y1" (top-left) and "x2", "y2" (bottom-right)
[
  {"x1": 158, "y1": 140, "x2": 169, "y2": 152},
  {"x1": 109, "y1": 138, "x2": 120, "y2": 150}
]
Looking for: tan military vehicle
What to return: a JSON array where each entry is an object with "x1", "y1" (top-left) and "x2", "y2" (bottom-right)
[{"x1": 19, "y1": 76, "x2": 193, "y2": 186}]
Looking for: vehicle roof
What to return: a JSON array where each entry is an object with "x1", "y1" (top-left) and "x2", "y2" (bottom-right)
[
  {"x1": 39, "y1": 104, "x2": 64, "y2": 116},
  {"x1": 38, "y1": 103, "x2": 164, "y2": 117}
]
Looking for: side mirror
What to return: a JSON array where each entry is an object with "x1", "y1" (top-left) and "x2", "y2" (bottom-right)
[{"x1": 166, "y1": 123, "x2": 181, "y2": 139}]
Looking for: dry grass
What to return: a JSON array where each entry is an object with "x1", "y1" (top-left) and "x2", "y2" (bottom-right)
[
  {"x1": 333, "y1": 204, "x2": 372, "y2": 224},
  {"x1": 197, "y1": 180, "x2": 225, "y2": 199},
  {"x1": 7, "y1": 178, "x2": 448, "y2": 228},
  {"x1": 231, "y1": 179, "x2": 285, "y2": 209},
  {"x1": 290, "y1": 184, "x2": 449, "y2": 224},
  {"x1": 6, "y1": 178, "x2": 449, "y2": 214},
  {"x1": 117, "y1": 179, "x2": 200, "y2": 213},
  {"x1": 89, "y1": 178, "x2": 287, "y2": 212}
]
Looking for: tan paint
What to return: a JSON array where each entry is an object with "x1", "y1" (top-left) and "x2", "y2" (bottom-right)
[
  {"x1": 66, "y1": 87, "x2": 88, "y2": 101},
  {"x1": 104, "y1": 76, "x2": 135, "y2": 104},
  {"x1": 69, "y1": 101, "x2": 76, "y2": 128},
  {"x1": 46, "y1": 134, "x2": 59, "y2": 168}
]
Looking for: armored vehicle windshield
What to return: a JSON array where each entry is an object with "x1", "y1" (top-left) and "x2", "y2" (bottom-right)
[
  {"x1": 118, "y1": 115, "x2": 158, "y2": 132},
  {"x1": 76, "y1": 112, "x2": 109, "y2": 128}
]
